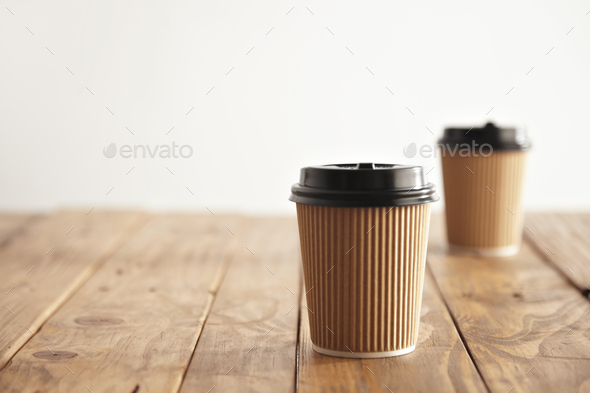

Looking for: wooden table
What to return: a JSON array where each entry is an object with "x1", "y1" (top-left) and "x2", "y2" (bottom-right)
[{"x1": 0, "y1": 211, "x2": 589, "y2": 392}]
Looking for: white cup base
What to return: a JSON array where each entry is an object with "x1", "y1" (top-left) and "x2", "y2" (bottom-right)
[
  {"x1": 449, "y1": 244, "x2": 520, "y2": 257},
  {"x1": 312, "y1": 344, "x2": 416, "y2": 359}
]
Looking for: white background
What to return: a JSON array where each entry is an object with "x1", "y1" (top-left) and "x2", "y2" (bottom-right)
[{"x1": 1, "y1": 0, "x2": 589, "y2": 214}]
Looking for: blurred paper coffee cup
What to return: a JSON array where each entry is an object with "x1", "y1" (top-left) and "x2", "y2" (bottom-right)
[{"x1": 439, "y1": 122, "x2": 531, "y2": 257}]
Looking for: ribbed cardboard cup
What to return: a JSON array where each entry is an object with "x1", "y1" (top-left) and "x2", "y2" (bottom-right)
[
  {"x1": 441, "y1": 151, "x2": 527, "y2": 256},
  {"x1": 438, "y1": 123, "x2": 530, "y2": 257},
  {"x1": 296, "y1": 204, "x2": 432, "y2": 358},
  {"x1": 290, "y1": 163, "x2": 438, "y2": 358}
]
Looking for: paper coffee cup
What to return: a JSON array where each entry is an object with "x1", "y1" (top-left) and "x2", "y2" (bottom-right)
[
  {"x1": 289, "y1": 163, "x2": 438, "y2": 358},
  {"x1": 439, "y1": 123, "x2": 531, "y2": 257}
]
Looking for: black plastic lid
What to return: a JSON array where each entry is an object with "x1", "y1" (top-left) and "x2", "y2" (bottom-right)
[
  {"x1": 289, "y1": 163, "x2": 439, "y2": 207},
  {"x1": 438, "y1": 122, "x2": 531, "y2": 151}
]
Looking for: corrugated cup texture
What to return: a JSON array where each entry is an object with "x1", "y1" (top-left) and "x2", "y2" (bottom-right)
[
  {"x1": 441, "y1": 151, "x2": 527, "y2": 249},
  {"x1": 295, "y1": 204, "x2": 431, "y2": 354}
]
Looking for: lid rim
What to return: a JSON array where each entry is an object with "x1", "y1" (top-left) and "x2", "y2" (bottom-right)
[
  {"x1": 290, "y1": 183, "x2": 437, "y2": 198},
  {"x1": 438, "y1": 122, "x2": 531, "y2": 151},
  {"x1": 289, "y1": 162, "x2": 439, "y2": 207}
]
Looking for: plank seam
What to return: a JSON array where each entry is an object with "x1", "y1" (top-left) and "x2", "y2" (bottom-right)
[
  {"x1": 425, "y1": 262, "x2": 492, "y2": 393},
  {"x1": 523, "y1": 233, "x2": 590, "y2": 298},
  {"x1": 175, "y1": 217, "x2": 249, "y2": 393},
  {"x1": 0, "y1": 213, "x2": 150, "y2": 371}
]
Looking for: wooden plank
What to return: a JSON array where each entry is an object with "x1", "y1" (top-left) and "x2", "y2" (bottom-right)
[
  {"x1": 179, "y1": 217, "x2": 301, "y2": 393},
  {"x1": 0, "y1": 211, "x2": 144, "y2": 371},
  {"x1": 525, "y1": 213, "x2": 590, "y2": 294},
  {"x1": 0, "y1": 214, "x2": 37, "y2": 249},
  {"x1": 428, "y1": 214, "x2": 590, "y2": 393},
  {"x1": 0, "y1": 214, "x2": 245, "y2": 393},
  {"x1": 297, "y1": 235, "x2": 487, "y2": 391}
]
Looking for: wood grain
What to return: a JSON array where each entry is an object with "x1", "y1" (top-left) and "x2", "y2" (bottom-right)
[
  {"x1": 298, "y1": 254, "x2": 487, "y2": 392},
  {"x1": 0, "y1": 211, "x2": 144, "y2": 371},
  {"x1": 0, "y1": 214, "x2": 37, "y2": 249},
  {"x1": 524, "y1": 213, "x2": 590, "y2": 294},
  {"x1": 1, "y1": 212, "x2": 587, "y2": 392},
  {"x1": 0, "y1": 214, "x2": 245, "y2": 393},
  {"x1": 428, "y1": 214, "x2": 590, "y2": 393},
  {"x1": 179, "y1": 217, "x2": 301, "y2": 393}
]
